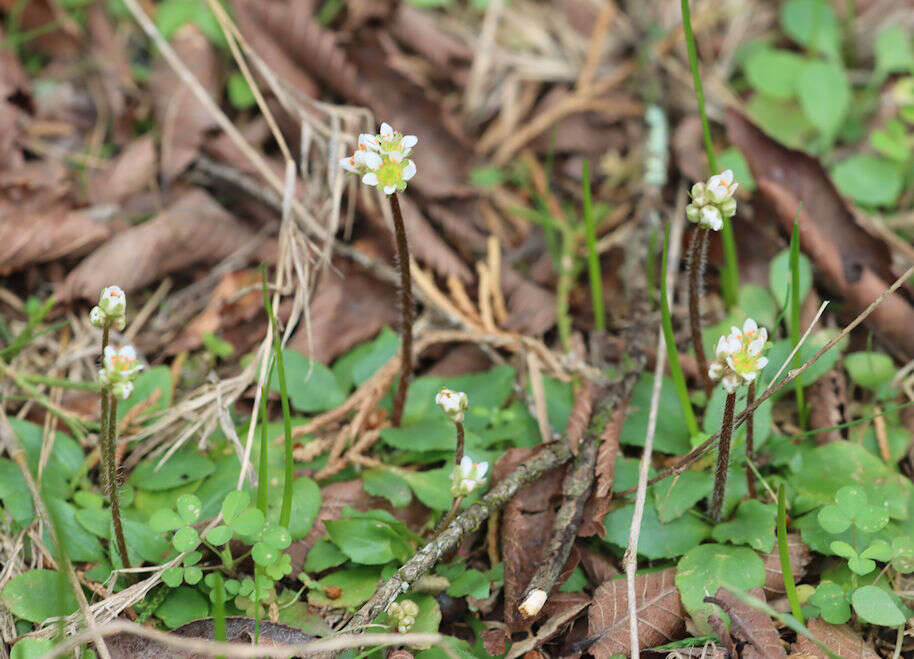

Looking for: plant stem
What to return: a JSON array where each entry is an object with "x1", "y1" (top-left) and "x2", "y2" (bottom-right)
[
  {"x1": 777, "y1": 484, "x2": 805, "y2": 624},
  {"x1": 257, "y1": 374, "x2": 271, "y2": 516},
  {"x1": 389, "y1": 192, "x2": 414, "y2": 428},
  {"x1": 745, "y1": 382, "x2": 757, "y2": 499},
  {"x1": 680, "y1": 0, "x2": 738, "y2": 307},
  {"x1": 582, "y1": 160, "x2": 604, "y2": 332},
  {"x1": 106, "y1": 390, "x2": 131, "y2": 576},
  {"x1": 687, "y1": 227, "x2": 713, "y2": 394},
  {"x1": 435, "y1": 496, "x2": 464, "y2": 539},
  {"x1": 22, "y1": 373, "x2": 99, "y2": 391},
  {"x1": 660, "y1": 224, "x2": 700, "y2": 438},
  {"x1": 709, "y1": 391, "x2": 736, "y2": 522},
  {"x1": 790, "y1": 218, "x2": 806, "y2": 428},
  {"x1": 454, "y1": 421, "x2": 465, "y2": 466},
  {"x1": 212, "y1": 572, "x2": 227, "y2": 659}
]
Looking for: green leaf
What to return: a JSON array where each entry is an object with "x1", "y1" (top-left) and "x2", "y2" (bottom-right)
[
  {"x1": 261, "y1": 525, "x2": 292, "y2": 551},
  {"x1": 875, "y1": 26, "x2": 914, "y2": 73},
  {"x1": 162, "y1": 566, "x2": 184, "y2": 588},
  {"x1": 183, "y1": 550, "x2": 202, "y2": 566},
  {"x1": 891, "y1": 536, "x2": 914, "y2": 573},
  {"x1": 652, "y1": 470, "x2": 713, "y2": 523},
  {"x1": 539, "y1": 375, "x2": 574, "y2": 434},
  {"x1": 829, "y1": 540, "x2": 857, "y2": 559},
  {"x1": 712, "y1": 500, "x2": 777, "y2": 552},
  {"x1": 184, "y1": 566, "x2": 203, "y2": 585},
  {"x1": 603, "y1": 504, "x2": 710, "y2": 560},
  {"x1": 10, "y1": 639, "x2": 55, "y2": 659},
  {"x1": 809, "y1": 582, "x2": 851, "y2": 624},
  {"x1": 304, "y1": 537, "x2": 348, "y2": 573},
  {"x1": 817, "y1": 505, "x2": 851, "y2": 535},
  {"x1": 1, "y1": 570, "x2": 78, "y2": 623},
  {"x1": 675, "y1": 544, "x2": 766, "y2": 628},
  {"x1": 172, "y1": 526, "x2": 200, "y2": 553},
  {"x1": 155, "y1": 586, "x2": 209, "y2": 629},
  {"x1": 175, "y1": 494, "x2": 203, "y2": 525},
  {"x1": 116, "y1": 366, "x2": 173, "y2": 420},
  {"x1": 703, "y1": 383, "x2": 773, "y2": 449},
  {"x1": 120, "y1": 517, "x2": 172, "y2": 564},
  {"x1": 400, "y1": 467, "x2": 454, "y2": 511},
  {"x1": 780, "y1": 0, "x2": 841, "y2": 59},
  {"x1": 797, "y1": 61, "x2": 850, "y2": 137},
  {"x1": 271, "y1": 350, "x2": 346, "y2": 413},
  {"x1": 402, "y1": 365, "x2": 516, "y2": 423},
  {"x1": 8, "y1": 418, "x2": 82, "y2": 501},
  {"x1": 621, "y1": 375, "x2": 691, "y2": 454},
  {"x1": 221, "y1": 490, "x2": 250, "y2": 524},
  {"x1": 844, "y1": 351, "x2": 895, "y2": 390},
  {"x1": 738, "y1": 285, "x2": 777, "y2": 329},
  {"x1": 130, "y1": 449, "x2": 215, "y2": 492},
  {"x1": 149, "y1": 508, "x2": 184, "y2": 533},
  {"x1": 860, "y1": 539, "x2": 892, "y2": 562},
  {"x1": 76, "y1": 507, "x2": 111, "y2": 538},
  {"x1": 380, "y1": 418, "x2": 456, "y2": 452},
  {"x1": 851, "y1": 585, "x2": 905, "y2": 626},
  {"x1": 155, "y1": 0, "x2": 226, "y2": 47},
  {"x1": 205, "y1": 525, "x2": 232, "y2": 546},
  {"x1": 447, "y1": 569, "x2": 490, "y2": 599},
  {"x1": 761, "y1": 330, "x2": 847, "y2": 391},
  {"x1": 226, "y1": 72, "x2": 256, "y2": 110},
  {"x1": 45, "y1": 498, "x2": 105, "y2": 563},
  {"x1": 743, "y1": 48, "x2": 805, "y2": 100},
  {"x1": 847, "y1": 556, "x2": 876, "y2": 576},
  {"x1": 230, "y1": 507, "x2": 265, "y2": 537},
  {"x1": 870, "y1": 120, "x2": 911, "y2": 163},
  {"x1": 264, "y1": 476, "x2": 320, "y2": 540},
  {"x1": 831, "y1": 155, "x2": 903, "y2": 207},
  {"x1": 308, "y1": 566, "x2": 382, "y2": 608},
  {"x1": 0, "y1": 459, "x2": 32, "y2": 524},
  {"x1": 325, "y1": 516, "x2": 413, "y2": 565},
  {"x1": 747, "y1": 95, "x2": 812, "y2": 149},
  {"x1": 332, "y1": 327, "x2": 400, "y2": 392},
  {"x1": 362, "y1": 468, "x2": 412, "y2": 508},
  {"x1": 252, "y1": 542, "x2": 278, "y2": 566},
  {"x1": 769, "y1": 248, "x2": 812, "y2": 310}
]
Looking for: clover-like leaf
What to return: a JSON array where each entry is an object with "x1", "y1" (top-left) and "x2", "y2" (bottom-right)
[
  {"x1": 225, "y1": 578, "x2": 240, "y2": 595},
  {"x1": 221, "y1": 490, "x2": 251, "y2": 525},
  {"x1": 183, "y1": 551, "x2": 202, "y2": 567},
  {"x1": 817, "y1": 504, "x2": 851, "y2": 535},
  {"x1": 252, "y1": 542, "x2": 278, "y2": 567},
  {"x1": 238, "y1": 578, "x2": 254, "y2": 597},
  {"x1": 847, "y1": 556, "x2": 876, "y2": 576},
  {"x1": 149, "y1": 509, "x2": 183, "y2": 533},
  {"x1": 261, "y1": 525, "x2": 292, "y2": 551},
  {"x1": 860, "y1": 539, "x2": 892, "y2": 562},
  {"x1": 834, "y1": 485, "x2": 867, "y2": 516},
  {"x1": 265, "y1": 553, "x2": 292, "y2": 581},
  {"x1": 854, "y1": 504, "x2": 889, "y2": 533},
  {"x1": 183, "y1": 566, "x2": 203, "y2": 585},
  {"x1": 172, "y1": 526, "x2": 200, "y2": 553},
  {"x1": 230, "y1": 507, "x2": 264, "y2": 537},
  {"x1": 852, "y1": 585, "x2": 906, "y2": 626},
  {"x1": 162, "y1": 566, "x2": 184, "y2": 588},
  {"x1": 175, "y1": 494, "x2": 202, "y2": 525},
  {"x1": 891, "y1": 536, "x2": 914, "y2": 573},
  {"x1": 829, "y1": 540, "x2": 857, "y2": 560},
  {"x1": 205, "y1": 525, "x2": 232, "y2": 546},
  {"x1": 809, "y1": 581, "x2": 851, "y2": 624}
]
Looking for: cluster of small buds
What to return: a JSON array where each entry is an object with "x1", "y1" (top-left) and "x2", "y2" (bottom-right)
[
  {"x1": 436, "y1": 388, "x2": 468, "y2": 424},
  {"x1": 89, "y1": 286, "x2": 127, "y2": 331},
  {"x1": 339, "y1": 122, "x2": 417, "y2": 195},
  {"x1": 707, "y1": 318, "x2": 769, "y2": 394},
  {"x1": 387, "y1": 599, "x2": 420, "y2": 633},
  {"x1": 98, "y1": 345, "x2": 144, "y2": 400},
  {"x1": 451, "y1": 455, "x2": 488, "y2": 497},
  {"x1": 686, "y1": 170, "x2": 739, "y2": 231}
]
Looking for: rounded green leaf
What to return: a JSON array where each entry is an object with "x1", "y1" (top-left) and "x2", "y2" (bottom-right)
[
  {"x1": 809, "y1": 582, "x2": 851, "y2": 624},
  {"x1": 891, "y1": 536, "x2": 914, "y2": 573},
  {"x1": 175, "y1": 494, "x2": 203, "y2": 525},
  {"x1": 860, "y1": 539, "x2": 892, "y2": 562},
  {"x1": 183, "y1": 566, "x2": 203, "y2": 585},
  {"x1": 221, "y1": 490, "x2": 250, "y2": 524},
  {"x1": 205, "y1": 525, "x2": 233, "y2": 546},
  {"x1": 155, "y1": 586, "x2": 209, "y2": 629},
  {"x1": 834, "y1": 486, "x2": 867, "y2": 516},
  {"x1": 129, "y1": 448, "x2": 214, "y2": 492},
  {"x1": 675, "y1": 544, "x2": 765, "y2": 628},
  {"x1": 252, "y1": 542, "x2": 279, "y2": 567},
  {"x1": 744, "y1": 48, "x2": 805, "y2": 100},
  {"x1": 172, "y1": 526, "x2": 200, "y2": 553},
  {"x1": 817, "y1": 505, "x2": 851, "y2": 535},
  {"x1": 781, "y1": 0, "x2": 840, "y2": 58},
  {"x1": 829, "y1": 541, "x2": 857, "y2": 559},
  {"x1": 149, "y1": 508, "x2": 183, "y2": 533},
  {"x1": 231, "y1": 507, "x2": 265, "y2": 537},
  {"x1": 1, "y1": 570, "x2": 78, "y2": 623},
  {"x1": 832, "y1": 155, "x2": 903, "y2": 207},
  {"x1": 183, "y1": 550, "x2": 203, "y2": 567},
  {"x1": 844, "y1": 352, "x2": 895, "y2": 390},
  {"x1": 851, "y1": 585, "x2": 905, "y2": 626},
  {"x1": 711, "y1": 500, "x2": 776, "y2": 552},
  {"x1": 271, "y1": 349, "x2": 346, "y2": 412},
  {"x1": 10, "y1": 639, "x2": 55, "y2": 659},
  {"x1": 847, "y1": 556, "x2": 876, "y2": 576},
  {"x1": 797, "y1": 61, "x2": 849, "y2": 136},
  {"x1": 261, "y1": 525, "x2": 292, "y2": 551},
  {"x1": 162, "y1": 566, "x2": 184, "y2": 588},
  {"x1": 854, "y1": 504, "x2": 889, "y2": 534},
  {"x1": 225, "y1": 578, "x2": 240, "y2": 594}
]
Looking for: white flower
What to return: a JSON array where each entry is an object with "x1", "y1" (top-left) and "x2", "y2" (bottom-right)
[
  {"x1": 699, "y1": 205, "x2": 723, "y2": 231},
  {"x1": 89, "y1": 306, "x2": 105, "y2": 328},
  {"x1": 340, "y1": 122, "x2": 418, "y2": 195},
  {"x1": 98, "y1": 344, "x2": 144, "y2": 396},
  {"x1": 707, "y1": 317, "x2": 769, "y2": 393},
  {"x1": 92, "y1": 286, "x2": 127, "y2": 330},
  {"x1": 707, "y1": 170, "x2": 738, "y2": 203},
  {"x1": 387, "y1": 599, "x2": 419, "y2": 633},
  {"x1": 450, "y1": 455, "x2": 488, "y2": 497},
  {"x1": 436, "y1": 388, "x2": 468, "y2": 423},
  {"x1": 686, "y1": 171, "x2": 739, "y2": 230}
]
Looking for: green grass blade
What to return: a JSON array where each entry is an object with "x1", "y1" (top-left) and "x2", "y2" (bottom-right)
[
  {"x1": 211, "y1": 572, "x2": 227, "y2": 659},
  {"x1": 777, "y1": 484, "x2": 805, "y2": 624},
  {"x1": 256, "y1": 361, "x2": 274, "y2": 517},
  {"x1": 582, "y1": 160, "x2": 605, "y2": 331},
  {"x1": 789, "y1": 217, "x2": 807, "y2": 428}
]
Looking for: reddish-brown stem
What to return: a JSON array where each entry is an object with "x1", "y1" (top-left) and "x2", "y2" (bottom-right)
[
  {"x1": 709, "y1": 391, "x2": 736, "y2": 522},
  {"x1": 745, "y1": 382, "x2": 757, "y2": 499},
  {"x1": 106, "y1": 391, "x2": 131, "y2": 576},
  {"x1": 687, "y1": 227, "x2": 713, "y2": 395},
  {"x1": 455, "y1": 421, "x2": 465, "y2": 466},
  {"x1": 389, "y1": 192, "x2": 413, "y2": 428}
]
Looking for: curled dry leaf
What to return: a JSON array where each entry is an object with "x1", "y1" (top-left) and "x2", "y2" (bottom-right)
[
  {"x1": 726, "y1": 110, "x2": 914, "y2": 359},
  {"x1": 152, "y1": 24, "x2": 220, "y2": 183},
  {"x1": 791, "y1": 618, "x2": 879, "y2": 659},
  {"x1": 88, "y1": 135, "x2": 156, "y2": 204},
  {"x1": 587, "y1": 567, "x2": 685, "y2": 658},
  {"x1": 501, "y1": 266, "x2": 558, "y2": 335},
  {"x1": 707, "y1": 587, "x2": 786, "y2": 659},
  {"x1": 762, "y1": 533, "x2": 812, "y2": 600},
  {"x1": 579, "y1": 400, "x2": 626, "y2": 538},
  {"x1": 59, "y1": 189, "x2": 260, "y2": 301}
]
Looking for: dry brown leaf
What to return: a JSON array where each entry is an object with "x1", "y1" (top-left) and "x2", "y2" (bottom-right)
[
  {"x1": 791, "y1": 618, "x2": 879, "y2": 658},
  {"x1": 393, "y1": 194, "x2": 473, "y2": 281},
  {"x1": 88, "y1": 135, "x2": 156, "y2": 204},
  {"x1": 151, "y1": 24, "x2": 220, "y2": 182},
  {"x1": 59, "y1": 189, "x2": 259, "y2": 301},
  {"x1": 727, "y1": 110, "x2": 914, "y2": 359},
  {"x1": 762, "y1": 533, "x2": 812, "y2": 600},
  {"x1": 577, "y1": 545, "x2": 618, "y2": 585},
  {"x1": 587, "y1": 567, "x2": 685, "y2": 658},
  {"x1": 807, "y1": 369, "x2": 847, "y2": 445},
  {"x1": 423, "y1": 343, "x2": 492, "y2": 377},
  {"x1": 501, "y1": 266, "x2": 557, "y2": 335},
  {"x1": 580, "y1": 401, "x2": 626, "y2": 537},
  {"x1": 708, "y1": 587, "x2": 786, "y2": 658},
  {"x1": 481, "y1": 629, "x2": 509, "y2": 656},
  {"x1": 390, "y1": 5, "x2": 472, "y2": 69}
]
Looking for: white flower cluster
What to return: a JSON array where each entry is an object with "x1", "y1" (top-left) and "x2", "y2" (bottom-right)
[
  {"x1": 708, "y1": 318, "x2": 769, "y2": 394},
  {"x1": 89, "y1": 286, "x2": 127, "y2": 331},
  {"x1": 387, "y1": 599, "x2": 420, "y2": 634},
  {"x1": 451, "y1": 455, "x2": 488, "y2": 497},
  {"x1": 686, "y1": 170, "x2": 739, "y2": 231},
  {"x1": 98, "y1": 345, "x2": 144, "y2": 400},
  {"x1": 339, "y1": 122, "x2": 417, "y2": 195},
  {"x1": 435, "y1": 388, "x2": 468, "y2": 424}
]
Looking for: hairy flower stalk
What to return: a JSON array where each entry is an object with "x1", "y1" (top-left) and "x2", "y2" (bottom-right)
[
  {"x1": 340, "y1": 123, "x2": 418, "y2": 427},
  {"x1": 707, "y1": 318, "x2": 768, "y2": 521},
  {"x1": 435, "y1": 390, "x2": 485, "y2": 535},
  {"x1": 745, "y1": 382, "x2": 757, "y2": 499},
  {"x1": 91, "y1": 287, "x2": 142, "y2": 575},
  {"x1": 686, "y1": 171, "x2": 738, "y2": 394}
]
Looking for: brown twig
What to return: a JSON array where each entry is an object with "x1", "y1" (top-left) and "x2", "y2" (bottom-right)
[
  {"x1": 745, "y1": 382, "x2": 757, "y2": 499},
  {"x1": 687, "y1": 227, "x2": 713, "y2": 394},
  {"x1": 709, "y1": 391, "x2": 736, "y2": 522},
  {"x1": 389, "y1": 192, "x2": 413, "y2": 428}
]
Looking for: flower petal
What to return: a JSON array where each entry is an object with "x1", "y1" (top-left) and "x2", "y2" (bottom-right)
[
  {"x1": 358, "y1": 133, "x2": 380, "y2": 150},
  {"x1": 360, "y1": 151, "x2": 382, "y2": 170},
  {"x1": 403, "y1": 160, "x2": 417, "y2": 180},
  {"x1": 476, "y1": 461, "x2": 488, "y2": 478},
  {"x1": 383, "y1": 185, "x2": 397, "y2": 195},
  {"x1": 388, "y1": 150, "x2": 403, "y2": 163},
  {"x1": 362, "y1": 172, "x2": 378, "y2": 186},
  {"x1": 401, "y1": 135, "x2": 418, "y2": 149},
  {"x1": 380, "y1": 122, "x2": 393, "y2": 137}
]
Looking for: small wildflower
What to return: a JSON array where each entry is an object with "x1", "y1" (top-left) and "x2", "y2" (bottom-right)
[
  {"x1": 450, "y1": 455, "x2": 488, "y2": 497},
  {"x1": 436, "y1": 388, "x2": 468, "y2": 423},
  {"x1": 387, "y1": 599, "x2": 419, "y2": 633},
  {"x1": 339, "y1": 122, "x2": 417, "y2": 195},
  {"x1": 90, "y1": 285, "x2": 127, "y2": 330},
  {"x1": 98, "y1": 345, "x2": 144, "y2": 400},
  {"x1": 686, "y1": 169, "x2": 739, "y2": 230},
  {"x1": 707, "y1": 318, "x2": 769, "y2": 394}
]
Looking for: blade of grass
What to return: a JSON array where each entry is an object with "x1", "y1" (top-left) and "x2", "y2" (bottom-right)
[
  {"x1": 777, "y1": 483, "x2": 805, "y2": 624},
  {"x1": 582, "y1": 160, "x2": 605, "y2": 331},
  {"x1": 660, "y1": 224, "x2": 700, "y2": 437},
  {"x1": 256, "y1": 360, "x2": 274, "y2": 516},
  {"x1": 212, "y1": 572, "x2": 227, "y2": 659},
  {"x1": 789, "y1": 216, "x2": 807, "y2": 428}
]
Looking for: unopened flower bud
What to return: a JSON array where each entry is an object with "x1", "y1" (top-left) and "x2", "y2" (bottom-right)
[{"x1": 436, "y1": 388, "x2": 468, "y2": 423}]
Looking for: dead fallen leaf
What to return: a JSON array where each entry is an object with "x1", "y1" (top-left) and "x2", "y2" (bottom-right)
[
  {"x1": 88, "y1": 135, "x2": 156, "y2": 204},
  {"x1": 390, "y1": 5, "x2": 472, "y2": 69},
  {"x1": 501, "y1": 266, "x2": 557, "y2": 335},
  {"x1": 579, "y1": 401, "x2": 626, "y2": 538},
  {"x1": 790, "y1": 618, "x2": 879, "y2": 658},
  {"x1": 481, "y1": 629, "x2": 509, "y2": 656},
  {"x1": 577, "y1": 545, "x2": 618, "y2": 585},
  {"x1": 807, "y1": 369, "x2": 847, "y2": 445},
  {"x1": 587, "y1": 567, "x2": 685, "y2": 658},
  {"x1": 423, "y1": 343, "x2": 492, "y2": 377},
  {"x1": 151, "y1": 24, "x2": 220, "y2": 183},
  {"x1": 762, "y1": 533, "x2": 812, "y2": 600},
  {"x1": 59, "y1": 189, "x2": 260, "y2": 301},
  {"x1": 707, "y1": 587, "x2": 786, "y2": 659}
]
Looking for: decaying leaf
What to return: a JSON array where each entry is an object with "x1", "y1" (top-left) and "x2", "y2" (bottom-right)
[
  {"x1": 587, "y1": 567, "x2": 685, "y2": 658},
  {"x1": 579, "y1": 401, "x2": 626, "y2": 538},
  {"x1": 501, "y1": 266, "x2": 557, "y2": 335},
  {"x1": 807, "y1": 369, "x2": 847, "y2": 445},
  {"x1": 761, "y1": 533, "x2": 812, "y2": 599},
  {"x1": 88, "y1": 135, "x2": 157, "y2": 204},
  {"x1": 707, "y1": 587, "x2": 786, "y2": 658},
  {"x1": 791, "y1": 618, "x2": 879, "y2": 658},
  {"x1": 59, "y1": 189, "x2": 260, "y2": 301}
]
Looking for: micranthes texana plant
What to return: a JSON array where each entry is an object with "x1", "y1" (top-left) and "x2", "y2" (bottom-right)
[
  {"x1": 435, "y1": 388, "x2": 487, "y2": 532},
  {"x1": 340, "y1": 122, "x2": 418, "y2": 427}
]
